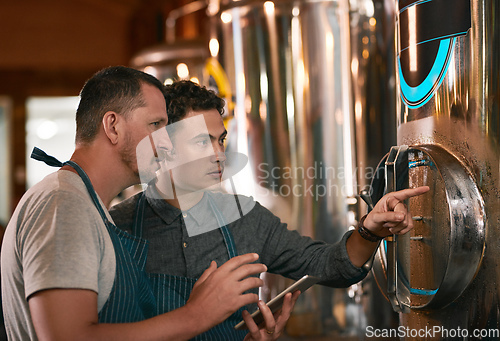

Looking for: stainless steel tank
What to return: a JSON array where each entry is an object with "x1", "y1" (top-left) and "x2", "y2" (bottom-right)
[
  {"x1": 371, "y1": 0, "x2": 500, "y2": 339},
  {"x1": 209, "y1": 0, "x2": 399, "y2": 337}
]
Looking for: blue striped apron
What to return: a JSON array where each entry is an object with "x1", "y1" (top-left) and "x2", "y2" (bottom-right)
[
  {"x1": 31, "y1": 147, "x2": 157, "y2": 323},
  {"x1": 133, "y1": 191, "x2": 249, "y2": 340}
]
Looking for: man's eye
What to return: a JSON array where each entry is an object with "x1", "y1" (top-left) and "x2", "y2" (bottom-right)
[
  {"x1": 151, "y1": 122, "x2": 160, "y2": 127},
  {"x1": 196, "y1": 139, "x2": 209, "y2": 146}
]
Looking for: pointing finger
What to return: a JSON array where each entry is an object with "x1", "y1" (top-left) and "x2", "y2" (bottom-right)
[{"x1": 389, "y1": 186, "x2": 429, "y2": 202}]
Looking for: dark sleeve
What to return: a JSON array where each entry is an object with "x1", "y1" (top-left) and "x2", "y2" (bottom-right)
[{"x1": 249, "y1": 203, "x2": 369, "y2": 288}]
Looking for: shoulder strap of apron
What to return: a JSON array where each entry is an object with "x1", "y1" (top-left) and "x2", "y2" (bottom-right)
[
  {"x1": 133, "y1": 192, "x2": 147, "y2": 238},
  {"x1": 206, "y1": 192, "x2": 238, "y2": 259},
  {"x1": 31, "y1": 147, "x2": 110, "y2": 224}
]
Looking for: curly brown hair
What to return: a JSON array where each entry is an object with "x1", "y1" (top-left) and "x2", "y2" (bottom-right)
[{"x1": 163, "y1": 80, "x2": 225, "y2": 125}]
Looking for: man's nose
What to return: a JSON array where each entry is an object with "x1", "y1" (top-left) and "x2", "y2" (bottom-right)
[
  {"x1": 154, "y1": 129, "x2": 175, "y2": 160},
  {"x1": 212, "y1": 143, "x2": 226, "y2": 163},
  {"x1": 158, "y1": 133, "x2": 173, "y2": 151}
]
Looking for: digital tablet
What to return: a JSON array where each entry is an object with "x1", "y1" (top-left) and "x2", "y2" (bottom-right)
[{"x1": 233, "y1": 275, "x2": 320, "y2": 330}]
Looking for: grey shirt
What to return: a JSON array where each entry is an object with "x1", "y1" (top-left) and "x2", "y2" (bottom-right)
[
  {"x1": 1, "y1": 171, "x2": 116, "y2": 341},
  {"x1": 110, "y1": 186, "x2": 367, "y2": 288}
]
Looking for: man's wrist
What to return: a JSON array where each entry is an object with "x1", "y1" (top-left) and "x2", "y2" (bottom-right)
[{"x1": 357, "y1": 214, "x2": 383, "y2": 242}]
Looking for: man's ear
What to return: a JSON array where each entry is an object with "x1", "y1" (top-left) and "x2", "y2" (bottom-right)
[{"x1": 102, "y1": 111, "x2": 120, "y2": 145}]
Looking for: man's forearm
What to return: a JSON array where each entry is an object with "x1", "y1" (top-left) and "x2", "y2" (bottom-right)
[
  {"x1": 29, "y1": 289, "x2": 212, "y2": 341},
  {"x1": 83, "y1": 305, "x2": 211, "y2": 341},
  {"x1": 345, "y1": 229, "x2": 379, "y2": 268}
]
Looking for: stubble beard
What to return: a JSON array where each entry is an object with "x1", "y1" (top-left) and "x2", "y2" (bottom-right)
[{"x1": 120, "y1": 132, "x2": 141, "y2": 182}]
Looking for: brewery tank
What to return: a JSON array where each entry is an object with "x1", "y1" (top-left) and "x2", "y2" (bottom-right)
[
  {"x1": 208, "y1": 0, "x2": 399, "y2": 337},
  {"x1": 370, "y1": 0, "x2": 500, "y2": 339}
]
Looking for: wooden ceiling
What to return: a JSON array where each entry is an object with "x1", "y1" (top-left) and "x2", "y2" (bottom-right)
[
  {"x1": 0, "y1": 0, "x2": 202, "y2": 81},
  {"x1": 0, "y1": 0, "x2": 206, "y2": 206}
]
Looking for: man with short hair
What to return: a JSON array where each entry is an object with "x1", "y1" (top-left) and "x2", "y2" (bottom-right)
[
  {"x1": 1, "y1": 67, "x2": 289, "y2": 341},
  {"x1": 110, "y1": 80, "x2": 429, "y2": 339}
]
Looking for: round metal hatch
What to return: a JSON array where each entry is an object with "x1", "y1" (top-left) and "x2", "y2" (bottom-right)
[{"x1": 371, "y1": 144, "x2": 485, "y2": 311}]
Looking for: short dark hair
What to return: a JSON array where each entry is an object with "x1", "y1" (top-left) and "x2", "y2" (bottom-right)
[
  {"x1": 163, "y1": 80, "x2": 225, "y2": 125},
  {"x1": 75, "y1": 66, "x2": 164, "y2": 144}
]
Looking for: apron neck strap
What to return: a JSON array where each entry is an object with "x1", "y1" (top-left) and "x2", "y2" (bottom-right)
[
  {"x1": 31, "y1": 147, "x2": 64, "y2": 167},
  {"x1": 30, "y1": 147, "x2": 111, "y2": 226}
]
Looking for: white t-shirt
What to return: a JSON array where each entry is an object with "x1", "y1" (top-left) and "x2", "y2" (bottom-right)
[{"x1": 1, "y1": 170, "x2": 116, "y2": 340}]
